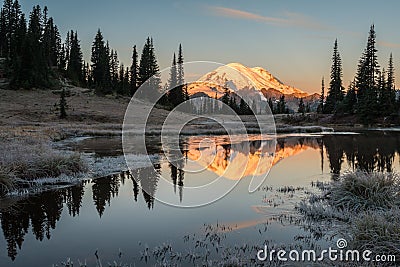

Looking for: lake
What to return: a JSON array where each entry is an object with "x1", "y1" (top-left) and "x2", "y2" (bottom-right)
[{"x1": 0, "y1": 131, "x2": 399, "y2": 266}]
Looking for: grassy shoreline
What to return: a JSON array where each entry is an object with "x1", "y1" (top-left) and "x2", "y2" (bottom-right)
[
  {"x1": 0, "y1": 136, "x2": 87, "y2": 196},
  {"x1": 298, "y1": 171, "x2": 400, "y2": 261}
]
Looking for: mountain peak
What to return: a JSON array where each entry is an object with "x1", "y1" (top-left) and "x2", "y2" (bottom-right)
[{"x1": 188, "y1": 63, "x2": 309, "y2": 98}]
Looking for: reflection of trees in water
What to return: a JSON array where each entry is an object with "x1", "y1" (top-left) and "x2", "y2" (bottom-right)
[
  {"x1": 92, "y1": 175, "x2": 121, "y2": 217},
  {"x1": 1, "y1": 207, "x2": 29, "y2": 261},
  {"x1": 130, "y1": 163, "x2": 161, "y2": 210},
  {"x1": 169, "y1": 159, "x2": 185, "y2": 202},
  {"x1": 131, "y1": 173, "x2": 139, "y2": 202},
  {"x1": 164, "y1": 138, "x2": 187, "y2": 202},
  {"x1": 318, "y1": 138, "x2": 324, "y2": 173},
  {"x1": 0, "y1": 183, "x2": 85, "y2": 260},
  {"x1": 273, "y1": 134, "x2": 399, "y2": 178},
  {"x1": 0, "y1": 170, "x2": 153, "y2": 261},
  {"x1": 323, "y1": 136, "x2": 344, "y2": 179},
  {"x1": 63, "y1": 185, "x2": 85, "y2": 217},
  {"x1": 0, "y1": 166, "x2": 165, "y2": 261},
  {"x1": 2, "y1": 133, "x2": 400, "y2": 261},
  {"x1": 323, "y1": 133, "x2": 399, "y2": 175}
]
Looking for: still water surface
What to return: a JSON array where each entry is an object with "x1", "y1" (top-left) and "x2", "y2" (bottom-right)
[{"x1": 0, "y1": 131, "x2": 399, "y2": 266}]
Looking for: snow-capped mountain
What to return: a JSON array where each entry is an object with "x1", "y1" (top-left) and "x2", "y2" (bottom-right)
[{"x1": 187, "y1": 62, "x2": 311, "y2": 99}]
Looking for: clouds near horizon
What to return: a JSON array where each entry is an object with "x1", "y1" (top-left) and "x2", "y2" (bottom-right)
[{"x1": 207, "y1": 6, "x2": 330, "y2": 31}]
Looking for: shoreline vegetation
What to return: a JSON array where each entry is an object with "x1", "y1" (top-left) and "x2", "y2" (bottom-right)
[
  {"x1": 0, "y1": 136, "x2": 87, "y2": 196},
  {"x1": 298, "y1": 171, "x2": 400, "y2": 262},
  {"x1": 0, "y1": 86, "x2": 399, "y2": 198}
]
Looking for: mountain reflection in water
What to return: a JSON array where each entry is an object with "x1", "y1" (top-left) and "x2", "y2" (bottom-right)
[{"x1": 1, "y1": 132, "x2": 400, "y2": 261}]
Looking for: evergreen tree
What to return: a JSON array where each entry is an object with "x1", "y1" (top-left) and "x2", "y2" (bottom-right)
[
  {"x1": 176, "y1": 43, "x2": 186, "y2": 102},
  {"x1": 317, "y1": 77, "x2": 325, "y2": 113},
  {"x1": 213, "y1": 91, "x2": 219, "y2": 113},
  {"x1": 117, "y1": 63, "x2": 124, "y2": 95},
  {"x1": 130, "y1": 45, "x2": 138, "y2": 96},
  {"x1": 325, "y1": 39, "x2": 344, "y2": 113},
  {"x1": 220, "y1": 85, "x2": 231, "y2": 114},
  {"x1": 0, "y1": 8, "x2": 6, "y2": 57},
  {"x1": 8, "y1": 0, "x2": 22, "y2": 59},
  {"x1": 104, "y1": 41, "x2": 111, "y2": 89},
  {"x1": 124, "y1": 66, "x2": 130, "y2": 95},
  {"x1": 59, "y1": 88, "x2": 67, "y2": 119},
  {"x1": 355, "y1": 25, "x2": 380, "y2": 122},
  {"x1": 64, "y1": 31, "x2": 70, "y2": 69},
  {"x1": 8, "y1": 12, "x2": 26, "y2": 78},
  {"x1": 381, "y1": 53, "x2": 396, "y2": 115},
  {"x1": 66, "y1": 30, "x2": 83, "y2": 84},
  {"x1": 167, "y1": 53, "x2": 178, "y2": 105},
  {"x1": 0, "y1": 0, "x2": 22, "y2": 58},
  {"x1": 306, "y1": 103, "x2": 311, "y2": 113},
  {"x1": 81, "y1": 60, "x2": 88, "y2": 87},
  {"x1": 298, "y1": 98, "x2": 305, "y2": 114},
  {"x1": 387, "y1": 53, "x2": 395, "y2": 91},
  {"x1": 166, "y1": 46, "x2": 185, "y2": 107},
  {"x1": 239, "y1": 98, "x2": 251, "y2": 115},
  {"x1": 91, "y1": 29, "x2": 111, "y2": 94},
  {"x1": 138, "y1": 37, "x2": 161, "y2": 100},
  {"x1": 342, "y1": 80, "x2": 357, "y2": 114},
  {"x1": 268, "y1": 98, "x2": 274, "y2": 114},
  {"x1": 276, "y1": 95, "x2": 287, "y2": 114},
  {"x1": 177, "y1": 44, "x2": 184, "y2": 86},
  {"x1": 42, "y1": 16, "x2": 61, "y2": 68},
  {"x1": 110, "y1": 49, "x2": 119, "y2": 91},
  {"x1": 11, "y1": 5, "x2": 50, "y2": 88}
]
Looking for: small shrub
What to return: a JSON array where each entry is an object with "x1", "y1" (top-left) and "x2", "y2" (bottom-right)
[
  {"x1": 0, "y1": 167, "x2": 15, "y2": 196},
  {"x1": 350, "y1": 209, "x2": 400, "y2": 257},
  {"x1": 0, "y1": 138, "x2": 87, "y2": 194},
  {"x1": 329, "y1": 171, "x2": 400, "y2": 211}
]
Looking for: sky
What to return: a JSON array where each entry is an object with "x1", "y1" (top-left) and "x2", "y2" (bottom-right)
[{"x1": 18, "y1": 0, "x2": 400, "y2": 94}]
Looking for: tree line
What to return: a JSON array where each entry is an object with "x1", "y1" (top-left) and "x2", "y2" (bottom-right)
[
  {"x1": 319, "y1": 25, "x2": 398, "y2": 123},
  {"x1": 0, "y1": 0, "x2": 187, "y2": 108}
]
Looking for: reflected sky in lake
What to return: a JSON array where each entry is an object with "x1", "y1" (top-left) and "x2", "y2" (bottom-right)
[{"x1": 1, "y1": 131, "x2": 400, "y2": 266}]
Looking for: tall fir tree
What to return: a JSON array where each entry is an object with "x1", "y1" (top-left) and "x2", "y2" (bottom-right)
[
  {"x1": 276, "y1": 95, "x2": 287, "y2": 114},
  {"x1": 110, "y1": 49, "x2": 119, "y2": 91},
  {"x1": 9, "y1": 12, "x2": 26, "y2": 78},
  {"x1": 66, "y1": 30, "x2": 83, "y2": 85},
  {"x1": 298, "y1": 98, "x2": 305, "y2": 114},
  {"x1": 0, "y1": 0, "x2": 22, "y2": 59},
  {"x1": 355, "y1": 25, "x2": 380, "y2": 122},
  {"x1": 42, "y1": 15, "x2": 61, "y2": 68},
  {"x1": 342, "y1": 79, "x2": 357, "y2": 114},
  {"x1": 177, "y1": 44, "x2": 186, "y2": 102},
  {"x1": 268, "y1": 98, "x2": 274, "y2": 114},
  {"x1": 381, "y1": 53, "x2": 396, "y2": 115},
  {"x1": 11, "y1": 5, "x2": 50, "y2": 88},
  {"x1": 168, "y1": 47, "x2": 185, "y2": 107},
  {"x1": 167, "y1": 53, "x2": 178, "y2": 106},
  {"x1": 239, "y1": 98, "x2": 251, "y2": 115},
  {"x1": 91, "y1": 29, "x2": 111, "y2": 94},
  {"x1": 130, "y1": 45, "x2": 138, "y2": 96},
  {"x1": 117, "y1": 63, "x2": 125, "y2": 95},
  {"x1": 317, "y1": 77, "x2": 325, "y2": 113},
  {"x1": 325, "y1": 39, "x2": 344, "y2": 113},
  {"x1": 138, "y1": 37, "x2": 161, "y2": 100},
  {"x1": 59, "y1": 87, "x2": 67, "y2": 119}
]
